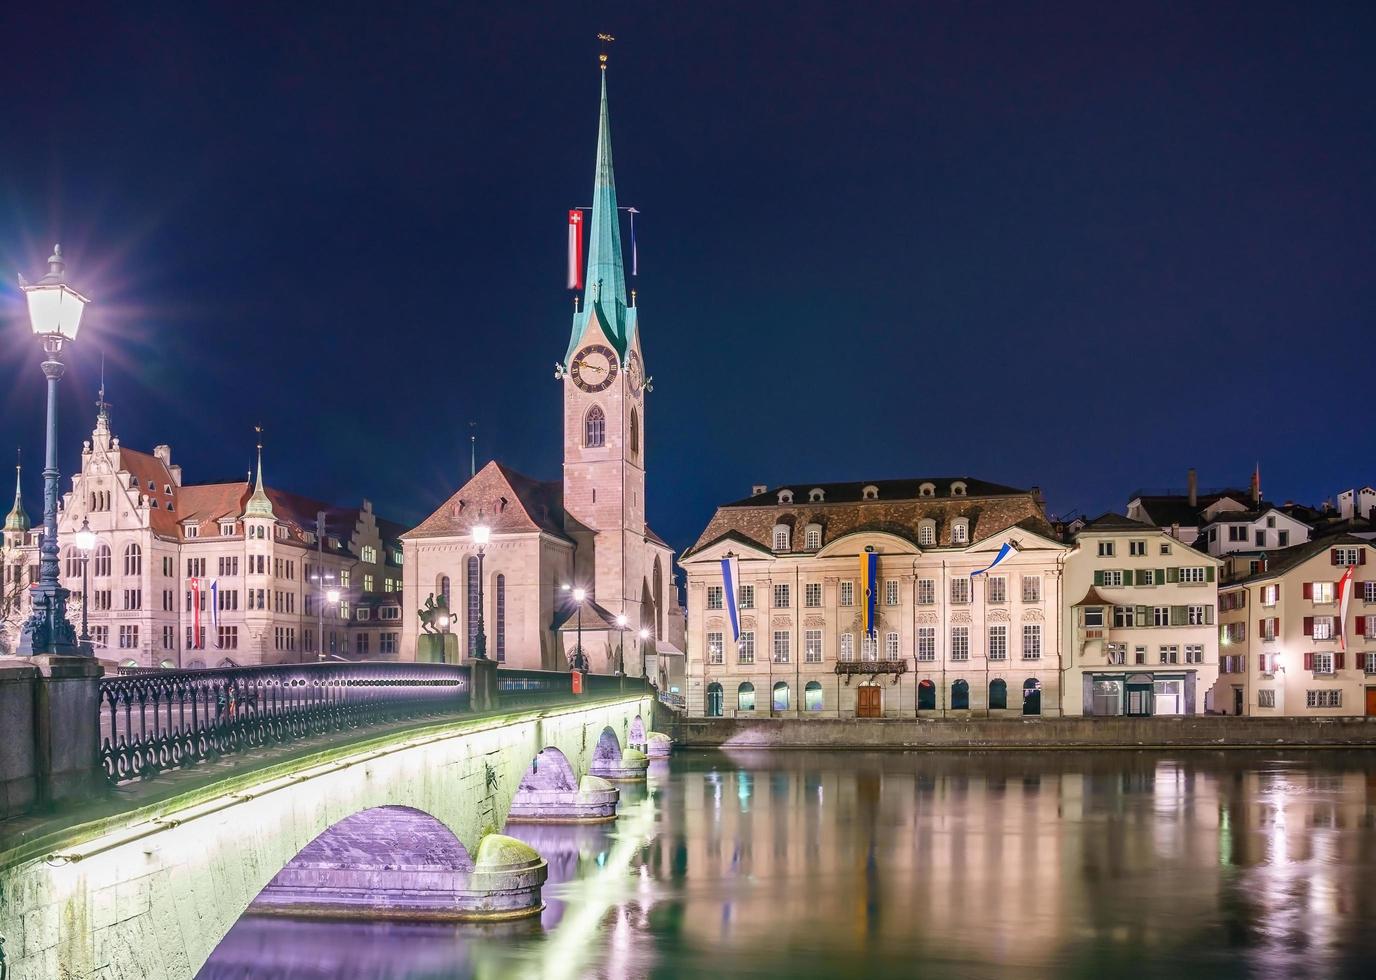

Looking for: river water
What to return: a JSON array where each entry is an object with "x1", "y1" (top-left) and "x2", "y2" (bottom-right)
[{"x1": 199, "y1": 749, "x2": 1376, "y2": 979}]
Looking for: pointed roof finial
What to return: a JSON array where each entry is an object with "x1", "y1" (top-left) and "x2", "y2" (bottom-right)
[
  {"x1": 243, "y1": 425, "x2": 275, "y2": 519},
  {"x1": 5, "y1": 449, "x2": 30, "y2": 534},
  {"x1": 95, "y1": 353, "x2": 111, "y2": 423},
  {"x1": 597, "y1": 32, "x2": 614, "y2": 70}
]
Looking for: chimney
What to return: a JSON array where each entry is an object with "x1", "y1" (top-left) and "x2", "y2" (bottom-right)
[
  {"x1": 154, "y1": 444, "x2": 172, "y2": 465},
  {"x1": 751, "y1": 484, "x2": 767, "y2": 496},
  {"x1": 1029, "y1": 486, "x2": 1045, "y2": 509},
  {"x1": 1187, "y1": 468, "x2": 1198, "y2": 508}
]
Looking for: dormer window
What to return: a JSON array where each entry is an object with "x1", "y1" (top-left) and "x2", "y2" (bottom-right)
[
  {"x1": 773, "y1": 524, "x2": 791, "y2": 552},
  {"x1": 804, "y1": 524, "x2": 822, "y2": 550},
  {"x1": 275, "y1": 525, "x2": 288, "y2": 540},
  {"x1": 220, "y1": 522, "x2": 236, "y2": 536},
  {"x1": 952, "y1": 518, "x2": 970, "y2": 545},
  {"x1": 777, "y1": 490, "x2": 794, "y2": 505},
  {"x1": 164, "y1": 484, "x2": 172, "y2": 494},
  {"x1": 128, "y1": 475, "x2": 138, "y2": 489},
  {"x1": 148, "y1": 480, "x2": 155, "y2": 491},
  {"x1": 185, "y1": 523, "x2": 199, "y2": 539},
  {"x1": 951, "y1": 481, "x2": 968, "y2": 497},
  {"x1": 808, "y1": 488, "x2": 825, "y2": 503},
  {"x1": 862, "y1": 485, "x2": 879, "y2": 501},
  {"x1": 918, "y1": 519, "x2": 936, "y2": 546},
  {"x1": 919, "y1": 482, "x2": 936, "y2": 497}
]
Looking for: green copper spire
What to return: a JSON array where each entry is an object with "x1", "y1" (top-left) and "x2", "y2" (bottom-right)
[
  {"x1": 243, "y1": 430, "x2": 275, "y2": 520},
  {"x1": 566, "y1": 63, "x2": 634, "y2": 365},
  {"x1": 4, "y1": 455, "x2": 29, "y2": 534}
]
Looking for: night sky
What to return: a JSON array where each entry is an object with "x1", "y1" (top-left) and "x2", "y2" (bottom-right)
[{"x1": 1, "y1": 3, "x2": 1372, "y2": 554}]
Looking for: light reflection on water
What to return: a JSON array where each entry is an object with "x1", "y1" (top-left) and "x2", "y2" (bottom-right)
[{"x1": 199, "y1": 750, "x2": 1376, "y2": 979}]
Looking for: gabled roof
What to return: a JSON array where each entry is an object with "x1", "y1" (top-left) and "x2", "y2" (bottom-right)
[
  {"x1": 1198, "y1": 506, "x2": 1305, "y2": 529},
  {"x1": 1130, "y1": 489, "x2": 1254, "y2": 528},
  {"x1": 402, "y1": 461, "x2": 570, "y2": 542},
  {"x1": 725, "y1": 476, "x2": 1028, "y2": 507},
  {"x1": 1222, "y1": 534, "x2": 1373, "y2": 586},
  {"x1": 1072, "y1": 585, "x2": 1113, "y2": 607},
  {"x1": 1076, "y1": 512, "x2": 1157, "y2": 532}
]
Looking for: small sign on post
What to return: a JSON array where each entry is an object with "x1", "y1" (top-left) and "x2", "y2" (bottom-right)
[{"x1": 572, "y1": 670, "x2": 584, "y2": 695}]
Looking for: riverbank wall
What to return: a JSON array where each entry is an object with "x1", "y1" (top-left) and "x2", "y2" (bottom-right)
[{"x1": 672, "y1": 715, "x2": 1376, "y2": 750}]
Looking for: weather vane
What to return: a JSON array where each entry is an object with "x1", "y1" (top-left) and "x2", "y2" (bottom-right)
[{"x1": 598, "y1": 32, "x2": 615, "y2": 68}]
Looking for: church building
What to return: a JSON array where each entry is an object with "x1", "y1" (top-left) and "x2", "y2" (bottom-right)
[{"x1": 400, "y1": 59, "x2": 680, "y2": 676}]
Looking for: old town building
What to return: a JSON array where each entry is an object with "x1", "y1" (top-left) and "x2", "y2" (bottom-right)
[
  {"x1": 1, "y1": 405, "x2": 404, "y2": 667},
  {"x1": 400, "y1": 62, "x2": 681, "y2": 674},
  {"x1": 1062, "y1": 514, "x2": 1221, "y2": 716},
  {"x1": 680, "y1": 478, "x2": 1066, "y2": 719},
  {"x1": 1214, "y1": 535, "x2": 1376, "y2": 716}
]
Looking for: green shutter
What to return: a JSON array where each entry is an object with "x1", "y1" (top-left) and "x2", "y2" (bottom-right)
[
  {"x1": 1134, "y1": 569, "x2": 1146, "y2": 586},
  {"x1": 1205, "y1": 605, "x2": 1214, "y2": 625},
  {"x1": 1205, "y1": 565, "x2": 1215, "y2": 582},
  {"x1": 1170, "y1": 605, "x2": 1186, "y2": 626},
  {"x1": 1135, "y1": 605, "x2": 1148, "y2": 627},
  {"x1": 1093, "y1": 570, "x2": 1104, "y2": 587},
  {"x1": 1166, "y1": 567, "x2": 1179, "y2": 583},
  {"x1": 1157, "y1": 568, "x2": 1166, "y2": 585}
]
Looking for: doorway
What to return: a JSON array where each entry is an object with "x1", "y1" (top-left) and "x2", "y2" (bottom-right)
[
  {"x1": 1233, "y1": 686, "x2": 1244, "y2": 716},
  {"x1": 1366, "y1": 686, "x2": 1376, "y2": 717},
  {"x1": 857, "y1": 685, "x2": 883, "y2": 718}
]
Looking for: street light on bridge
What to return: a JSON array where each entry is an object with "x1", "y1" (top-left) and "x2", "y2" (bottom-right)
[
  {"x1": 74, "y1": 517, "x2": 96, "y2": 648},
  {"x1": 472, "y1": 522, "x2": 491, "y2": 659},
  {"x1": 17, "y1": 245, "x2": 90, "y2": 656}
]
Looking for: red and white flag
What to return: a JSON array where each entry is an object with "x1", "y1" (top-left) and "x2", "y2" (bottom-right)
[
  {"x1": 567, "y1": 210, "x2": 584, "y2": 290},
  {"x1": 190, "y1": 577, "x2": 202, "y2": 649},
  {"x1": 1337, "y1": 563, "x2": 1356, "y2": 651}
]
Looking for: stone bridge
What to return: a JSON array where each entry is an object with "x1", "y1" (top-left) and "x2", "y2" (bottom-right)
[{"x1": 0, "y1": 692, "x2": 663, "y2": 979}]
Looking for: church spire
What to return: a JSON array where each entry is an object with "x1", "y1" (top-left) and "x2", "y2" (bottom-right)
[
  {"x1": 243, "y1": 427, "x2": 275, "y2": 520},
  {"x1": 4, "y1": 452, "x2": 29, "y2": 534},
  {"x1": 566, "y1": 46, "x2": 634, "y2": 365}
]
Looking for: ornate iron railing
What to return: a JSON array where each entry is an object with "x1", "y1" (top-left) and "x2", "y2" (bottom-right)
[
  {"x1": 99, "y1": 661, "x2": 470, "y2": 784},
  {"x1": 834, "y1": 659, "x2": 910, "y2": 676}
]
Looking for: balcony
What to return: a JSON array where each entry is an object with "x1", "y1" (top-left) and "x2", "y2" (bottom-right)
[{"x1": 835, "y1": 659, "x2": 909, "y2": 681}]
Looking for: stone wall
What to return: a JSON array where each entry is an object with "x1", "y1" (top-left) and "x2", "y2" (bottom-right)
[
  {"x1": 0, "y1": 694, "x2": 653, "y2": 979},
  {"x1": 672, "y1": 714, "x2": 1376, "y2": 749}
]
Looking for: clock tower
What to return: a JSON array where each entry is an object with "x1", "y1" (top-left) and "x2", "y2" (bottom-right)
[{"x1": 560, "y1": 57, "x2": 649, "y2": 640}]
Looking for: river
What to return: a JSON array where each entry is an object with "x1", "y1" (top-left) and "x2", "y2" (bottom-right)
[{"x1": 198, "y1": 749, "x2": 1376, "y2": 979}]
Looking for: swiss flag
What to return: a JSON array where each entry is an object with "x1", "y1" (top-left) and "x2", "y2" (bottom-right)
[
  {"x1": 567, "y1": 210, "x2": 584, "y2": 291},
  {"x1": 1337, "y1": 563, "x2": 1356, "y2": 651}
]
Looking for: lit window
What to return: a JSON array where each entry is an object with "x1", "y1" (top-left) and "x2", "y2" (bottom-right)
[
  {"x1": 707, "y1": 631, "x2": 724, "y2": 665},
  {"x1": 1022, "y1": 624, "x2": 1042, "y2": 660}
]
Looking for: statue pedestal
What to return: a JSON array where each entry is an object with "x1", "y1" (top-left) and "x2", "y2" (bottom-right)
[
  {"x1": 417, "y1": 633, "x2": 459, "y2": 664},
  {"x1": 469, "y1": 657, "x2": 498, "y2": 712}
]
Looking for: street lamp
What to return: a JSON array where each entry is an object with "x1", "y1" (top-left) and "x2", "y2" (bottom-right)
[
  {"x1": 572, "y1": 587, "x2": 587, "y2": 671},
  {"x1": 472, "y1": 523, "x2": 490, "y2": 659},
  {"x1": 615, "y1": 613, "x2": 628, "y2": 675},
  {"x1": 17, "y1": 245, "x2": 90, "y2": 656},
  {"x1": 326, "y1": 587, "x2": 341, "y2": 659},
  {"x1": 74, "y1": 517, "x2": 95, "y2": 646},
  {"x1": 310, "y1": 570, "x2": 336, "y2": 661},
  {"x1": 639, "y1": 627, "x2": 650, "y2": 680}
]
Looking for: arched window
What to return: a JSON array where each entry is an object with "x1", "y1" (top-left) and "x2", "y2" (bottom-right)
[
  {"x1": 1023, "y1": 678, "x2": 1042, "y2": 716},
  {"x1": 918, "y1": 520, "x2": 936, "y2": 546},
  {"x1": 989, "y1": 678, "x2": 1008, "y2": 710},
  {"x1": 918, "y1": 679, "x2": 936, "y2": 711},
  {"x1": 629, "y1": 408, "x2": 640, "y2": 457},
  {"x1": 438, "y1": 575, "x2": 451, "y2": 611},
  {"x1": 123, "y1": 543, "x2": 142, "y2": 577},
  {"x1": 951, "y1": 481, "x2": 968, "y2": 496},
  {"x1": 737, "y1": 682, "x2": 756, "y2": 712},
  {"x1": 919, "y1": 482, "x2": 936, "y2": 497},
  {"x1": 808, "y1": 488, "x2": 825, "y2": 503},
  {"x1": 466, "y1": 556, "x2": 480, "y2": 656},
  {"x1": 495, "y1": 573, "x2": 506, "y2": 662},
  {"x1": 804, "y1": 525, "x2": 822, "y2": 550},
  {"x1": 93, "y1": 544, "x2": 111, "y2": 577},
  {"x1": 952, "y1": 519, "x2": 969, "y2": 545},
  {"x1": 772, "y1": 681, "x2": 790, "y2": 712},
  {"x1": 63, "y1": 547, "x2": 81, "y2": 579},
  {"x1": 862, "y1": 485, "x2": 879, "y2": 500},
  {"x1": 861, "y1": 633, "x2": 878, "y2": 661},
  {"x1": 773, "y1": 525, "x2": 791, "y2": 551},
  {"x1": 804, "y1": 680, "x2": 824, "y2": 712},
  {"x1": 706, "y1": 682, "x2": 724, "y2": 717},
  {"x1": 952, "y1": 679, "x2": 970, "y2": 710},
  {"x1": 777, "y1": 489, "x2": 793, "y2": 504},
  {"x1": 584, "y1": 405, "x2": 606, "y2": 448}
]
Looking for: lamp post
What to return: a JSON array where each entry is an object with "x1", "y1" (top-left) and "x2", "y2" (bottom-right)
[
  {"x1": 74, "y1": 517, "x2": 95, "y2": 646},
  {"x1": 614, "y1": 613, "x2": 628, "y2": 675},
  {"x1": 310, "y1": 570, "x2": 335, "y2": 661},
  {"x1": 326, "y1": 587, "x2": 340, "y2": 659},
  {"x1": 572, "y1": 587, "x2": 586, "y2": 671},
  {"x1": 17, "y1": 245, "x2": 89, "y2": 657},
  {"x1": 472, "y1": 523, "x2": 490, "y2": 659},
  {"x1": 639, "y1": 627, "x2": 650, "y2": 681}
]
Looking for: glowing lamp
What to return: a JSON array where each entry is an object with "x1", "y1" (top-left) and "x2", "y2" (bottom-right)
[
  {"x1": 21, "y1": 245, "x2": 89, "y2": 343},
  {"x1": 326, "y1": 588, "x2": 341, "y2": 604},
  {"x1": 573, "y1": 587, "x2": 587, "y2": 603},
  {"x1": 74, "y1": 518, "x2": 96, "y2": 553},
  {"x1": 472, "y1": 523, "x2": 491, "y2": 547},
  {"x1": 616, "y1": 614, "x2": 628, "y2": 628},
  {"x1": 639, "y1": 628, "x2": 650, "y2": 640}
]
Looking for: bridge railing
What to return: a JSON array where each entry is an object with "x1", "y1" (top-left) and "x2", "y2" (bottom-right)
[
  {"x1": 99, "y1": 661, "x2": 470, "y2": 784},
  {"x1": 497, "y1": 668, "x2": 651, "y2": 708}
]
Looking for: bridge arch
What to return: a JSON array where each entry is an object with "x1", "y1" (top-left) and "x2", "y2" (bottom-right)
[{"x1": 628, "y1": 714, "x2": 646, "y2": 752}]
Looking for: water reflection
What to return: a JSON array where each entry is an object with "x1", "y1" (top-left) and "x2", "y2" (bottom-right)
[{"x1": 200, "y1": 750, "x2": 1376, "y2": 979}]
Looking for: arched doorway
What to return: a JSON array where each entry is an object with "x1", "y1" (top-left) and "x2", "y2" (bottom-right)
[
  {"x1": 857, "y1": 683, "x2": 882, "y2": 718},
  {"x1": 918, "y1": 679, "x2": 936, "y2": 711},
  {"x1": 705, "y1": 682, "x2": 724, "y2": 717},
  {"x1": 1023, "y1": 678, "x2": 1042, "y2": 716},
  {"x1": 989, "y1": 678, "x2": 1008, "y2": 710},
  {"x1": 772, "y1": 681, "x2": 790, "y2": 712},
  {"x1": 951, "y1": 679, "x2": 970, "y2": 710},
  {"x1": 737, "y1": 682, "x2": 756, "y2": 712},
  {"x1": 804, "y1": 680, "x2": 824, "y2": 712}
]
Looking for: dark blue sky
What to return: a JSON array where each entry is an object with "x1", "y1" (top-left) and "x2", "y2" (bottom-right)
[{"x1": 1, "y1": 2, "x2": 1372, "y2": 553}]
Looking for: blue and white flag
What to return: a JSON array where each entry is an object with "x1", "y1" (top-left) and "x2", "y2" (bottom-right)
[
  {"x1": 720, "y1": 555, "x2": 741, "y2": 643},
  {"x1": 210, "y1": 579, "x2": 221, "y2": 646},
  {"x1": 970, "y1": 541, "x2": 1017, "y2": 577}
]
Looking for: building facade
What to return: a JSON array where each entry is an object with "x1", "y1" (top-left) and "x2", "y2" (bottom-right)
[
  {"x1": 1213, "y1": 535, "x2": 1376, "y2": 716},
  {"x1": 1062, "y1": 514, "x2": 1221, "y2": 716},
  {"x1": 400, "y1": 62, "x2": 680, "y2": 674},
  {"x1": 1, "y1": 407, "x2": 404, "y2": 667},
  {"x1": 680, "y1": 478, "x2": 1066, "y2": 719}
]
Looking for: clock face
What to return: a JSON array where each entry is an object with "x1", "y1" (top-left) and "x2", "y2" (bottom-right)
[
  {"x1": 570, "y1": 344, "x2": 619, "y2": 393},
  {"x1": 627, "y1": 351, "x2": 644, "y2": 397}
]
